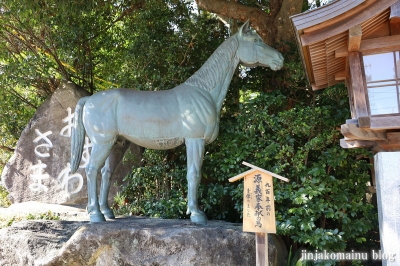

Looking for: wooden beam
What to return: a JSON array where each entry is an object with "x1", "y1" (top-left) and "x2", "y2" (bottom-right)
[
  {"x1": 348, "y1": 24, "x2": 362, "y2": 52},
  {"x1": 370, "y1": 115, "x2": 400, "y2": 129},
  {"x1": 340, "y1": 138, "x2": 375, "y2": 149},
  {"x1": 229, "y1": 162, "x2": 289, "y2": 183},
  {"x1": 341, "y1": 123, "x2": 387, "y2": 140},
  {"x1": 360, "y1": 34, "x2": 400, "y2": 55},
  {"x1": 229, "y1": 169, "x2": 257, "y2": 183},
  {"x1": 336, "y1": 34, "x2": 400, "y2": 57},
  {"x1": 348, "y1": 52, "x2": 369, "y2": 118},
  {"x1": 390, "y1": 17, "x2": 400, "y2": 35},
  {"x1": 311, "y1": 83, "x2": 326, "y2": 91},
  {"x1": 301, "y1": 43, "x2": 314, "y2": 85},
  {"x1": 346, "y1": 118, "x2": 359, "y2": 124},
  {"x1": 335, "y1": 70, "x2": 347, "y2": 81},
  {"x1": 344, "y1": 61, "x2": 357, "y2": 119},
  {"x1": 375, "y1": 132, "x2": 400, "y2": 151},
  {"x1": 242, "y1": 162, "x2": 289, "y2": 182},
  {"x1": 390, "y1": 1, "x2": 400, "y2": 35},
  {"x1": 358, "y1": 116, "x2": 371, "y2": 128}
]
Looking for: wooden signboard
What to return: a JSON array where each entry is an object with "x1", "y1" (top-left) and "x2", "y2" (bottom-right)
[
  {"x1": 242, "y1": 170, "x2": 276, "y2": 233},
  {"x1": 229, "y1": 162, "x2": 288, "y2": 266}
]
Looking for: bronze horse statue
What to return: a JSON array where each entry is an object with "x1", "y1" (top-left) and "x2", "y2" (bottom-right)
[{"x1": 70, "y1": 21, "x2": 284, "y2": 224}]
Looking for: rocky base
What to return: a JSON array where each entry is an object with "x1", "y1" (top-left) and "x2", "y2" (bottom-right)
[{"x1": 0, "y1": 216, "x2": 287, "y2": 266}]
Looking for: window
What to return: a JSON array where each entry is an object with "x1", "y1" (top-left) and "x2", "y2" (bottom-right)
[{"x1": 363, "y1": 52, "x2": 400, "y2": 115}]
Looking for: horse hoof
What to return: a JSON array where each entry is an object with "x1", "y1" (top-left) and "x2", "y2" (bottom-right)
[
  {"x1": 90, "y1": 213, "x2": 106, "y2": 223},
  {"x1": 190, "y1": 212, "x2": 207, "y2": 225},
  {"x1": 102, "y1": 209, "x2": 115, "y2": 219}
]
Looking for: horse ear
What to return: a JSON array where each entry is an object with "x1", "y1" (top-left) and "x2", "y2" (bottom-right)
[{"x1": 239, "y1": 20, "x2": 250, "y2": 37}]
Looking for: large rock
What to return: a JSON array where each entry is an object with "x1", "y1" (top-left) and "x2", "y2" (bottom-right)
[
  {"x1": 0, "y1": 201, "x2": 88, "y2": 222},
  {"x1": 0, "y1": 216, "x2": 288, "y2": 266},
  {"x1": 1, "y1": 81, "x2": 141, "y2": 205}
]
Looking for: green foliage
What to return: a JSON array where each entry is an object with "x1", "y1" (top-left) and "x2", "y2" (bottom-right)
[
  {"x1": 25, "y1": 211, "x2": 60, "y2": 221},
  {"x1": 206, "y1": 85, "x2": 376, "y2": 252},
  {"x1": 0, "y1": 86, "x2": 42, "y2": 171},
  {"x1": 0, "y1": 185, "x2": 11, "y2": 208},
  {"x1": 118, "y1": 148, "x2": 189, "y2": 219},
  {"x1": 0, "y1": 211, "x2": 60, "y2": 229},
  {"x1": 287, "y1": 246, "x2": 304, "y2": 266}
]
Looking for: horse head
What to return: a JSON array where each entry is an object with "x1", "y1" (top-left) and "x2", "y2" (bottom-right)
[{"x1": 237, "y1": 20, "x2": 284, "y2": 71}]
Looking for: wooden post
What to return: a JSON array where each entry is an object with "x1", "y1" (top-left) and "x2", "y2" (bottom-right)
[
  {"x1": 348, "y1": 24, "x2": 362, "y2": 52},
  {"x1": 256, "y1": 232, "x2": 268, "y2": 266},
  {"x1": 348, "y1": 52, "x2": 369, "y2": 122}
]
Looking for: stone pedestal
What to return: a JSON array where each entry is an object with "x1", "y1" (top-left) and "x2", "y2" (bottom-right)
[
  {"x1": 375, "y1": 152, "x2": 400, "y2": 265},
  {"x1": 0, "y1": 216, "x2": 288, "y2": 266}
]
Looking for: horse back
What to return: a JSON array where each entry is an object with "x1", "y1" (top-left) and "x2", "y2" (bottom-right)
[{"x1": 84, "y1": 87, "x2": 218, "y2": 149}]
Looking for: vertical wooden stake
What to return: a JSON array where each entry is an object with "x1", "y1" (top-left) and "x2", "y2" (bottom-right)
[{"x1": 256, "y1": 232, "x2": 268, "y2": 266}]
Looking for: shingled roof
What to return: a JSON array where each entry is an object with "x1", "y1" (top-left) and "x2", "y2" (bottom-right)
[{"x1": 291, "y1": 0, "x2": 400, "y2": 90}]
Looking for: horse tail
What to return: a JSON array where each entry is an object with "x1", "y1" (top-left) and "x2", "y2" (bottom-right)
[{"x1": 70, "y1": 96, "x2": 89, "y2": 173}]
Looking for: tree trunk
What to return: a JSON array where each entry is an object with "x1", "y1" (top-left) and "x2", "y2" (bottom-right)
[{"x1": 195, "y1": 0, "x2": 304, "y2": 47}]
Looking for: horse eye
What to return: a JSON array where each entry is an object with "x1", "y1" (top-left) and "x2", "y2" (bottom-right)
[{"x1": 253, "y1": 38, "x2": 258, "y2": 43}]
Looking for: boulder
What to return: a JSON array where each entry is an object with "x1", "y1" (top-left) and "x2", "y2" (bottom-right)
[
  {"x1": 1, "y1": 81, "x2": 141, "y2": 205},
  {"x1": 0, "y1": 216, "x2": 288, "y2": 266},
  {"x1": 0, "y1": 201, "x2": 88, "y2": 222}
]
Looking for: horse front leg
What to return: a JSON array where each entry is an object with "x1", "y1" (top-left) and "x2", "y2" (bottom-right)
[
  {"x1": 185, "y1": 138, "x2": 207, "y2": 225},
  {"x1": 99, "y1": 139, "x2": 130, "y2": 219}
]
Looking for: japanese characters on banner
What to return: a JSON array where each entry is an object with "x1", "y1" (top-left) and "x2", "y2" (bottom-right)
[{"x1": 243, "y1": 171, "x2": 276, "y2": 233}]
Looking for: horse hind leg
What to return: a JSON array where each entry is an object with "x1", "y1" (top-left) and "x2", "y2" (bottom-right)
[
  {"x1": 99, "y1": 139, "x2": 130, "y2": 219},
  {"x1": 86, "y1": 142, "x2": 114, "y2": 223}
]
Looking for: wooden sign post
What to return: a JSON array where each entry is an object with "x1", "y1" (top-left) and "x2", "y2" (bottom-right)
[{"x1": 229, "y1": 162, "x2": 289, "y2": 266}]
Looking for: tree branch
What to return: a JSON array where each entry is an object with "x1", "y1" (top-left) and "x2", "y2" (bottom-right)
[
  {"x1": 196, "y1": 0, "x2": 261, "y2": 21},
  {"x1": 196, "y1": 0, "x2": 275, "y2": 44},
  {"x1": 81, "y1": 1, "x2": 146, "y2": 44},
  {"x1": 0, "y1": 145, "x2": 15, "y2": 153},
  {"x1": 7, "y1": 12, "x2": 71, "y2": 81},
  {"x1": 195, "y1": 0, "x2": 305, "y2": 45},
  {"x1": 273, "y1": 0, "x2": 304, "y2": 44},
  {"x1": 6, "y1": 87, "x2": 39, "y2": 109}
]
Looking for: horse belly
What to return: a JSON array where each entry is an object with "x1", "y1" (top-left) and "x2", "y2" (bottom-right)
[
  {"x1": 120, "y1": 119, "x2": 184, "y2": 150},
  {"x1": 117, "y1": 90, "x2": 185, "y2": 150},
  {"x1": 124, "y1": 135, "x2": 184, "y2": 150}
]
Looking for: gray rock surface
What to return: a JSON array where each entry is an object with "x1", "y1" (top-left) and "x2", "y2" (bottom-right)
[
  {"x1": 0, "y1": 201, "x2": 88, "y2": 221},
  {"x1": 0, "y1": 215, "x2": 288, "y2": 266},
  {"x1": 1, "y1": 81, "x2": 141, "y2": 205}
]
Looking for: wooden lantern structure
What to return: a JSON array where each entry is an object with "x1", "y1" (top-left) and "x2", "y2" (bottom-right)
[
  {"x1": 291, "y1": 1, "x2": 400, "y2": 262},
  {"x1": 291, "y1": 0, "x2": 400, "y2": 151}
]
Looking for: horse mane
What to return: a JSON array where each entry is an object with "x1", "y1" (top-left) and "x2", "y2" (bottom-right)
[{"x1": 184, "y1": 34, "x2": 239, "y2": 91}]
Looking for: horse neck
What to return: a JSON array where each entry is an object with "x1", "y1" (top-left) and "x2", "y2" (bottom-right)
[{"x1": 184, "y1": 35, "x2": 240, "y2": 113}]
